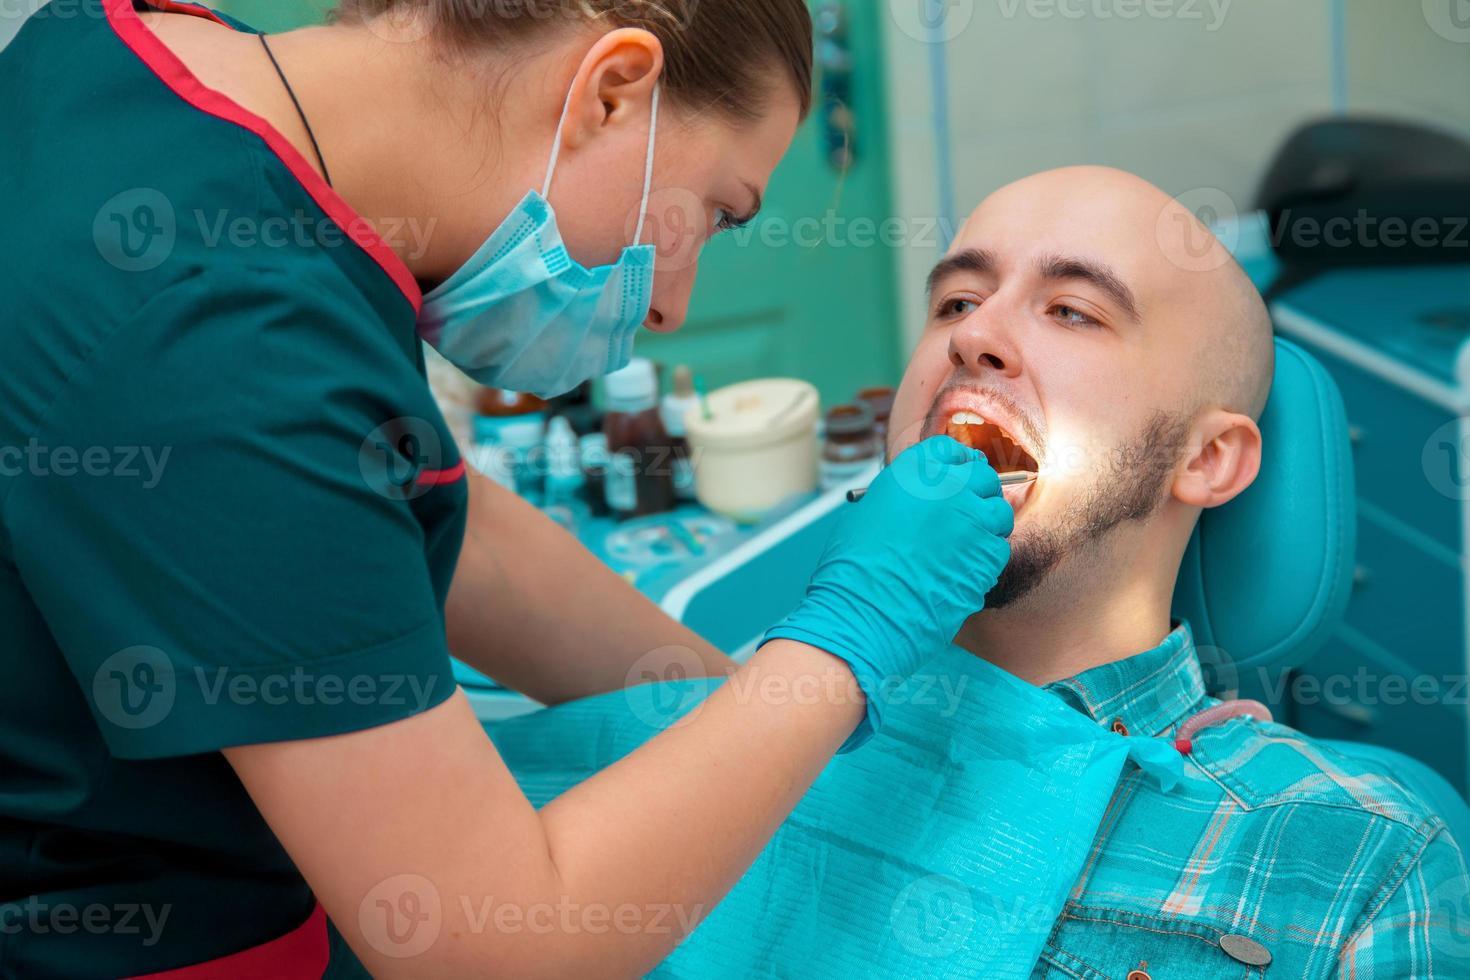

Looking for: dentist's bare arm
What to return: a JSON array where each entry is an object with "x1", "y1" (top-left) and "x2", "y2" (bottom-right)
[
  {"x1": 445, "y1": 469, "x2": 735, "y2": 705},
  {"x1": 224, "y1": 638, "x2": 860, "y2": 980}
]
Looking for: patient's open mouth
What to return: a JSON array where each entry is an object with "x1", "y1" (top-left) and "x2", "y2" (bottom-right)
[{"x1": 946, "y1": 410, "x2": 1039, "y2": 475}]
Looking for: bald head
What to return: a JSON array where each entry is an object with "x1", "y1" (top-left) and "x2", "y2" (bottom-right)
[
  {"x1": 1200, "y1": 250, "x2": 1275, "y2": 422},
  {"x1": 965, "y1": 166, "x2": 1275, "y2": 422},
  {"x1": 892, "y1": 166, "x2": 1277, "y2": 619}
]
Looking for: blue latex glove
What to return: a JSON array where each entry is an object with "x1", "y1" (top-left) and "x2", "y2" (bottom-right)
[{"x1": 762, "y1": 436, "x2": 1014, "y2": 751}]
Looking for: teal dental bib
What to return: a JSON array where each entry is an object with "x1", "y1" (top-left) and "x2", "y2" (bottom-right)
[{"x1": 487, "y1": 645, "x2": 1184, "y2": 978}]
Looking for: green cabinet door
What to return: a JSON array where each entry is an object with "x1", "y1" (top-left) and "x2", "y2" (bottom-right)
[{"x1": 214, "y1": 0, "x2": 902, "y2": 404}]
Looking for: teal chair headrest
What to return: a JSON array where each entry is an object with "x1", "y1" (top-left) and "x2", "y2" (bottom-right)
[{"x1": 1171, "y1": 338, "x2": 1356, "y2": 679}]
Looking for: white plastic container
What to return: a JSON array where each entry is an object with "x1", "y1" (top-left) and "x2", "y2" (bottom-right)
[{"x1": 684, "y1": 378, "x2": 820, "y2": 520}]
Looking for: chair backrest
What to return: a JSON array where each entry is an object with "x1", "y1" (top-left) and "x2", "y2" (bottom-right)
[
  {"x1": 1171, "y1": 337, "x2": 1357, "y2": 676},
  {"x1": 1170, "y1": 337, "x2": 1470, "y2": 848}
]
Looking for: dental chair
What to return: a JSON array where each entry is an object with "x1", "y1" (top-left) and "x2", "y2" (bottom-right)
[
  {"x1": 667, "y1": 338, "x2": 1470, "y2": 851},
  {"x1": 1175, "y1": 337, "x2": 1470, "y2": 851}
]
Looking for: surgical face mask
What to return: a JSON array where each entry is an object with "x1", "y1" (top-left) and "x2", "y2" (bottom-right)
[{"x1": 418, "y1": 83, "x2": 661, "y2": 399}]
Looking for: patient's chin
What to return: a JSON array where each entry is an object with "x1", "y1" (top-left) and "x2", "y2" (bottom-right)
[
  {"x1": 982, "y1": 530, "x2": 1066, "y2": 609},
  {"x1": 984, "y1": 410, "x2": 1189, "y2": 609}
]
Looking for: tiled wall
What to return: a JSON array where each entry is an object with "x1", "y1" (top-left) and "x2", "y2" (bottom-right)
[
  {"x1": 883, "y1": 0, "x2": 1470, "y2": 346},
  {"x1": 1347, "y1": 0, "x2": 1470, "y2": 132}
]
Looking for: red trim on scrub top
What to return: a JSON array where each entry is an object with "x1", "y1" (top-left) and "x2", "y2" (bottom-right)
[
  {"x1": 104, "y1": 0, "x2": 424, "y2": 315},
  {"x1": 123, "y1": 902, "x2": 329, "y2": 979},
  {"x1": 416, "y1": 460, "x2": 467, "y2": 486}
]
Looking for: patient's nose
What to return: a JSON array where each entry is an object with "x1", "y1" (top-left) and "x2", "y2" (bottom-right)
[{"x1": 948, "y1": 308, "x2": 1023, "y2": 378}]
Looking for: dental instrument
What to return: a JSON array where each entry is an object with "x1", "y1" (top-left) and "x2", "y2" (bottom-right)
[{"x1": 845, "y1": 468, "x2": 1037, "y2": 504}]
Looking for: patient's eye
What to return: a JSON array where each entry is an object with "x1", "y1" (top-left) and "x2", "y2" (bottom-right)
[
  {"x1": 1051, "y1": 304, "x2": 1100, "y2": 327},
  {"x1": 935, "y1": 296, "x2": 980, "y2": 319}
]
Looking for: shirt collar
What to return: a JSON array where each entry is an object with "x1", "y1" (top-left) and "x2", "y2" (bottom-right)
[{"x1": 1042, "y1": 621, "x2": 1209, "y2": 737}]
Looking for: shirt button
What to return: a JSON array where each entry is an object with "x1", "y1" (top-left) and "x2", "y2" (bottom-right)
[
  {"x1": 1220, "y1": 933, "x2": 1273, "y2": 966},
  {"x1": 1111, "y1": 717, "x2": 1130, "y2": 736}
]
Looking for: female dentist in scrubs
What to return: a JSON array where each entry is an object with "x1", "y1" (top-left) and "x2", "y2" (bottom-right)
[{"x1": 0, "y1": 0, "x2": 1014, "y2": 976}]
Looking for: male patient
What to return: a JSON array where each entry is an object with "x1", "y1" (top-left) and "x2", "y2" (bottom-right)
[
  {"x1": 878, "y1": 165, "x2": 1470, "y2": 975},
  {"x1": 494, "y1": 166, "x2": 1470, "y2": 976}
]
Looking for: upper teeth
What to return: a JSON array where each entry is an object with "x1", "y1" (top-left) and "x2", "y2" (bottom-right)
[{"x1": 950, "y1": 410, "x2": 987, "y2": 426}]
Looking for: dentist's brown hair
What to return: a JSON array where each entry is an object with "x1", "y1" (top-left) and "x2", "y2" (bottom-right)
[{"x1": 333, "y1": 0, "x2": 814, "y2": 122}]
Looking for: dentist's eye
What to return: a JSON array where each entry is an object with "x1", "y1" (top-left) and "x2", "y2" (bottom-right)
[
  {"x1": 1051, "y1": 304, "x2": 1100, "y2": 327},
  {"x1": 714, "y1": 208, "x2": 753, "y2": 234}
]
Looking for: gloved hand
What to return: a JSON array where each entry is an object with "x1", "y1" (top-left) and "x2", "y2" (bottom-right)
[{"x1": 763, "y1": 436, "x2": 1014, "y2": 751}]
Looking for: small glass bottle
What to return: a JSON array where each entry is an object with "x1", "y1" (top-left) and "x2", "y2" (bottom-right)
[
  {"x1": 820, "y1": 402, "x2": 882, "y2": 491},
  {"x1": 603, "y1": 359, "x2": 676, "y2": 519},
  {"x1": 543, "y1": 416, "x2": 584, "y2": 531},
  {"x1": 579, "y1": 432, "x2": 612, "y2": 518},
  {"x1": 660, "y1": 365, "x2": 701, "y2": 503},
  {"x1": 477, "y1": 388, "x2": 547, "y2": 420},
  {"x1": 546, "y1": 380, "x2": 600, "y2": 440},
  {"x1": 472, "y1": 389, "x2": 547, "y2": 493},
  {"x1": 499, "y1": 417, "x2": 546, "y2": 504}
]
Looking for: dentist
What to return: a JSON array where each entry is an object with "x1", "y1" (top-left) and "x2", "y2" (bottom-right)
[{"x1": 0, "y1": 1, "x2": 1013, "y2": 977}]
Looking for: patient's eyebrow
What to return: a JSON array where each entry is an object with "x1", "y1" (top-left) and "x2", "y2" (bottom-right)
[
  {"x1": 926, "y1": 248, "x2": 996, "y2": 297},
  {"x1": 1037, "y1": 254, "x2": 1141, "y2": 323}
]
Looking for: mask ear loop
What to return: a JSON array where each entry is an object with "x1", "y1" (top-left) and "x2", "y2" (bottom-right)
[
  {"x1": 541, "y1": 82, "x2": 662, "y2": 247},
  {"x1": 633, "y1": 84, "x2": 660, "y2": 246},
  {"x1": 541, "y1": 85, "x2": 575, "y2": 200}
]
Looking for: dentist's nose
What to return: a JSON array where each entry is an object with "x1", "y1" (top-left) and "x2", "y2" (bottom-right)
[{"x1": 948, "y1": 305, "x2": 1024, "y2": 378}]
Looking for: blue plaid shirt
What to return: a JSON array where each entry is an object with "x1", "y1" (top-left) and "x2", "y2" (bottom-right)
[{"x1": 1031, "y1": 622, "x2": 1470, "y2": 978}]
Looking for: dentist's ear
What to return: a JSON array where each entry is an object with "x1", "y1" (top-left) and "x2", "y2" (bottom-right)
[
  {"x1": 1173, "y1": 410, "x2": 1262, "y2": 509},
  {"x1": 561, "y1": 28, "x2": 666, "y2": 150}
]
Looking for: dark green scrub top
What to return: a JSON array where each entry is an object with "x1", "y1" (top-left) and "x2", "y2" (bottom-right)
[{"x1": 0, "y1": 1, "x2": 468, "y2": 976}]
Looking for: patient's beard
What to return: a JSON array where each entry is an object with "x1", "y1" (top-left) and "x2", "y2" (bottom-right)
[{"x1": 983, "y1": 410, "x2": 1191, "y2": 609}]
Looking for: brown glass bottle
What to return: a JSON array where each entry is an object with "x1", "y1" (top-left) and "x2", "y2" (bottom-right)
[
  {"x1": 477, "y1": 388, "x2": 547, "y2": 418},
  {"x1": 602, "y1": 359, "x2": 676, "y2": 519}
]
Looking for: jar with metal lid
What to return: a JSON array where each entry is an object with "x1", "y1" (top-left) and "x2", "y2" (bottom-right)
[
  {"x1": 856, "y1": 385, "x2": 896, "y2": 443},
  {"x1": 820, "y1": 402, "x2": 882, "y2": 491}
]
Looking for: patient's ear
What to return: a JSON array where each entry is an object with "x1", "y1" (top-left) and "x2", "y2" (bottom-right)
[{"x1": 1173, "y1": 410, "x2": 1262, "y2": 509}]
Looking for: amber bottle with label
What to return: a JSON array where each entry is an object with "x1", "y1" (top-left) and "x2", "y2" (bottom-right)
[{"x1": 602, "y1": 359, "x2": 675, "y2": 519}]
